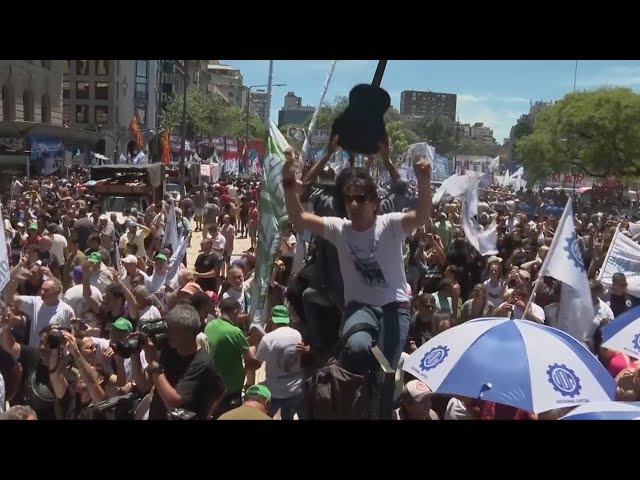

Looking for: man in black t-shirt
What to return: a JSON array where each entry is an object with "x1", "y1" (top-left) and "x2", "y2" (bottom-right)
[
  {"x1": 193, "y1": 238, "x2": 222, "y2": 292},
  {"x1": 606, "y1": 272, "x2": 640, "y2": 318},
  {"x1": 144, "y1": 305, "x2": 224, "y2": 420}
]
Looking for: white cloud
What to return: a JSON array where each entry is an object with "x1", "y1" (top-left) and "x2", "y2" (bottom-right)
[
  {"x1": 576, "y1": 64, "x2": 640, "y2": 88},
  {"x1": 456, "y1": 93, "x2": 529, "y2": 142}
]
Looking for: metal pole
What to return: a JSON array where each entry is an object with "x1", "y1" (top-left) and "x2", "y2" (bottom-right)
[
  {"x1": 573, "y1": 60, "x2": 578, "y2": 92},
  {"x1": 179, "y1": 60, "x2": 188, "y2": 196},
  {"x1": 244, "y1": 86, "x2": 252, "y2": 175},
  {"x1": 264, "y1": 61, "x2": 274, "y2": 128}
]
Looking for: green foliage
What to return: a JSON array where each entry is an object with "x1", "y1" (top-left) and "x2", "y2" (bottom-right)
[
  {"x1": 414, "y1": 116, "x2": 456, "y2": 156},
  {"x1": 386, "y1": 121, "x2": 409, "y2": 160},
  {"x1": 457, "y1": 137, "x2": 501, "y2": 157},
  {"x1": 159, "y1": 87, "x2": 266, "y2": 140},
  {"x1": 515, "y1": 87, "x2": 640, "y2": 180}
]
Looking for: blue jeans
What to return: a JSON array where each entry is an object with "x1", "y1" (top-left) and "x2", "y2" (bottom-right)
[
  {"x1": 340, "y1": 302, "x2": 411, "y2": 375},
  {"x1": 267, "y1": 394, "x2": 304, "y2": 420}
]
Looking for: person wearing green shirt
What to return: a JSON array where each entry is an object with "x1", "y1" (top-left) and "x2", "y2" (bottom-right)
[{"x1": 204, "y1": 297, "x2": 261, "y2": 417}]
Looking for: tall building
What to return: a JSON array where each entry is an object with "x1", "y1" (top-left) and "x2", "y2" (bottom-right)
[
  {"x1": 0, "y1": 60, "x2": 64, "y2": 124},
  {"x1": 278, "y1": 91, "x2": 314, "y2": 127},
  {"x1": 400, "y1": 90, "x2": 457, "y2": 122},
  {"x1": 470, "y1": 122, "x2": 495, "y2": 144},
  {"x1": 157, "y1": 60, "x2": 209, "y2": 114},
  {"x1": 250, "y1": 90, "x2": 269, "y2": 123},
  {"x1": 62, "y1": 60, "x2": 158, "y2": 158},
  {"x1": 207, "y1": 61, "x2": 246, "y2": 109}
]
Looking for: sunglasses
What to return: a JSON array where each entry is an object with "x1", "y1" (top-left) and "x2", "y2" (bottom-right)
[{"x1": 344, "y1": 193, "x2": 368, "y2": 204}]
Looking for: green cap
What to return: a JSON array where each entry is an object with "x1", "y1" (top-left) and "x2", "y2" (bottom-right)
[
  {"x1": 271, "y1": 305, "x2": 290, "y2": 324},
  {"x1": 88, "y1": 251, "x2": 102, "y2": 263},
  {"x1": 28, "y1": 221, "x2": 38, "y2": 230},
  {"x1": 245, "y1": 384, "x2": 271, "y2": 401},
  {"x1": 111, "y1": 317, "x2": 133, "y2": 332},
  {"x1": 155, "y1": 253, "x2": 168, "y2": 262}
]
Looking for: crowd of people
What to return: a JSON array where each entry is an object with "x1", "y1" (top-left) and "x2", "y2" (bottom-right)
[{"x1": 0, "y1": 134, "x2": 638, "y2": 421}]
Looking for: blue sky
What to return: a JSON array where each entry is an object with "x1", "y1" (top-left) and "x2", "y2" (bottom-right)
[{"x1": 221, "y1": 60, "x2": 640, "y2": 142}]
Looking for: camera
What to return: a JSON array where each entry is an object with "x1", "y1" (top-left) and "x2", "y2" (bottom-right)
[
  {"x1": 47, "y1": 327, "x2": 72, "y2": 349},
  {"x1": 87, "y1": 392, "x2": 143, "y2": 420},
  {"x1": 168, "y1": 408, "x2": 197, "y2": 420},
  {"x1": 112, "y1": 319, "x2": 169, "y2": 358}
]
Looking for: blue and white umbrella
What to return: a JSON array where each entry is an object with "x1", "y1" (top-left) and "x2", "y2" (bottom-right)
[
  {"x1": 559, "y1": 401, "x2": 640, "y2": 420},
  {"x1": 403, "y1": 317, "x2": 616, "y2": 413},
  {"x1": 601, "y1": 305, "x2": 640, "y2": 359}
]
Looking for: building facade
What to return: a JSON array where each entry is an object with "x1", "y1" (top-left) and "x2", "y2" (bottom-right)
[
  {"x1": 207, "y1": 61, "x2": 246, "y2": 109},
  {"x1": 277, "y1": 91, "x2": 314, "y2": 127},
  {"x1": 62, "y1": 60, "x2": 158, "y2": 157},
  {"x1": 470, "y1": 122, "x2": 495, "y2": 144},
  {"x1": 0, "y1": 60, "x2": 64, "y2": 124},
  {"x1": 250, "y1": 90, "x2": 269, "y2": 124},
  {"x1": 400, "y1": 90, "x2": 457, "y2": 122}
]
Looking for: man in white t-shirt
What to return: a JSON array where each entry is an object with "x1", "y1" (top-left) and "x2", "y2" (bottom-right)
[
  {"x1": 210, "y1": 225, "x2": 226, "y2": 258},
  {"x1": 255, "y1": 305, "x2": 304, "y2": 420},
  {"x1": 121, "y1": 255, "x2": 151, "y2": 290},
  {"x1": 62, "y1": 266, "x2": 103, "y2": 317},
  {"x1": 282, "y1": 140, "x2": 432, "y2": 373},
  {"x1": 9, "y1": 275, "x2": 75, "y2": 348}
]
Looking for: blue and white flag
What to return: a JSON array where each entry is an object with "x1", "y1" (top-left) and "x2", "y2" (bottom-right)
[
  {"x1": 460, "y1": 179, "x2": 498, "y2": 256},
  {"x1": 538, "y1": 198, "x2": 594, "y2": 343},
  {"x1": 162, "y1": 200, "x2": 179, "y2": 254},
  {"x1": 601, "y1": 305, "x2": 640, "y2": 359}
]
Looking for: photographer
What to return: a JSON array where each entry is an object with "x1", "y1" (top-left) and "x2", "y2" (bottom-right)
[
  {"x1": 48, "y1": 328, "x2": 107, "y2": 419},
  {"x1": 132, "y1": 305, "x2": 224, "y2": 420}
]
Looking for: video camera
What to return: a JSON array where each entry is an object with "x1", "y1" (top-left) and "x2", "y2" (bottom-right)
[
  {"x1": 47, "y1": 326, "x2": 73, "y2": 349},
  {"x1": 112, "y1": 319, "x2": 168, "y2": 358},
  {"x1": 87, "y1": 392, "x2": 143, "y2": 420},
  {"x1": 167, "y1": 408, "x2": 197, "y2": 421}
]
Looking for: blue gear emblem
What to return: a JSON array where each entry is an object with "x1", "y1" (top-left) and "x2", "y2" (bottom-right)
[
  {"x1": 632, "y1": 333, "x2": 640, "y2": 352},
  {"x1": 564, "y1": 234, "x2": 585, "y2": 271},
  {"x1": 547, "y1": 363, "x2": 582, "y2": 398},
  {"x1": 419, "y1": 346, "x2": 449, "y2": 372}
]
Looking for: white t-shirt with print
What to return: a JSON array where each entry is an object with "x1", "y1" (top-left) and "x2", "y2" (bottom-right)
[
  {"x1": 321, "y1": 212, "x2": 409, "y2": 307},
  {"x1": 255, "y1": 326, "x2": 303, "y2": 399},
  {"x1": 18, "y1": 296, "x2": 75, "y2": 348},
  {"x1": 61, "y1": 284, "x2": 103, "y2": 317}
]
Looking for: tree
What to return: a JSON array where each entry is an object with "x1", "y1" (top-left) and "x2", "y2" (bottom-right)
[
  {"x1": 159, "y1": 88, "x2": 266, "y2": 140},
  {"x1": 511, "y1": 114, "x2": 534, "y2": 142},
  {"x1": 304, "y1": 96, "x2": 348, "y2": 132},
  {"x1": 386, "y1": 121, "x2": 409, "y2": 160},
  {"x1": 515, "y1": 87, "x2": 640, "y2": 180},
  {"x1": 457, "y1": 138, "x2": 501, "y2": 157},
  {"x1": 413, "y1": 115, "x2": 456, "y2": 155}
]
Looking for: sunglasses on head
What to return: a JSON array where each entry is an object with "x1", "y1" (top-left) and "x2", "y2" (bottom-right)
[{"x1": 344, "y1": 193, "x2": 368, "y2": 204}]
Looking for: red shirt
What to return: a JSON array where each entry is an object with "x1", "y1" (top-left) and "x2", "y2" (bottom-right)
[{"x1": 474, "y1": 400, "x2": 531, "y2": 420}]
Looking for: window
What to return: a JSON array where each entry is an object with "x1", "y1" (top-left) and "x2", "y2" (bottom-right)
[
  {"x1": 95, "y1": 82, "x2": 109, "y2": 101},
  {"x1": 136, "y1": 104, "x2": 147, "y2": 125},
  {"x1": 77, "y1": 60, "x2": 89, "y2": 75},
  {"x1": 135, "y1": 60, "x2": 147, "y2": 99},
  {"x1": 95, "y1": 60, "x2": 109, "y2": 76},
  {"x1": 76, "y1": 105, "x2": 88, "y2": 123},
  {"x1": 76, "y1": 81, "x2": 89, "y2": 99},
  {"x1": 23, "y1": 90, "x2": 34, "y2": 121},
  {"x1": 62, "y1": 81, "x2": 70, "y2": 99},
  {"x1": 62, "y1": 103, "x2": 71, "y2": 123},
  {"x1": 41, "y1": 94, "x2": 51, "y2": 123},
  {"x1": 95, "y1": 105, "x2": 108, "y2": 124}
]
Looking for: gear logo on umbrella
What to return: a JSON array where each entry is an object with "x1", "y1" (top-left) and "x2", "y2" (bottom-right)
[
  {"x1": 564, "y1": 234, "x2": 585, "y2": 271},
  {"x1": 547, "y1": 363, "x2": 582, "y2": 398},
  {"x1": 419, "y1": 346, "x2": 449, "y2": 372},
  {"x1": 632, "y1": 332, "x2": 640, "y2": 352}
]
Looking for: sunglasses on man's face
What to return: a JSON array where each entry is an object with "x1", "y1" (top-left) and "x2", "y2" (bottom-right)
[{"x1": 344, "y1": 193, "x2": 368, "y2": 204}]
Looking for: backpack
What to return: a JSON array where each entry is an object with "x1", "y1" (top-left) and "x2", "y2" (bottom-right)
[{"x1": 303, "y1": 323, "x2": 378, "y2": 420}]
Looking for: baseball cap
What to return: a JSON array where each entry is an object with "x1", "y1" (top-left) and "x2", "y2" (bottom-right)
[
  {"x1": 99, "y1": 214, "x2": 108, "y2": 221},
  {"x1": 88, "y1": 251, "x2": 102, "y2": 263},
  {"x1": 402, "y1": 380, "x2": 433, "y2": 403},
  {"x1": 180, "y1": 282, "x2": 202, "y2": 296},
  {"x1": 245, "y1": 384, "x2": 271, "y2": 401},
  {"x1": 205, "y1": 290, "x2": 219, "y2": 304},
  {"x1": 271, "y1": 305, "x2": 290, "y2": 324},
  {"x1": 231, "y1": 258, "x2": 247, "y2": 269},
  {"x1": 16, "y1": 221, "x2": 24, "y2": 228},
  {"x1": 28, "y1": 221, "x2": 38, "y2": 230},
  {"x1": 122, "y1": 255, "x2": 137, "y2": 264},
  {"x1": 155, "y1": 253, "x2": 168, "y2": 262},
  {"x1": 110, "y1": 317, "x2": 133, "y2": 333}
]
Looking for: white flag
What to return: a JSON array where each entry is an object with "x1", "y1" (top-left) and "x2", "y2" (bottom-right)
[
  {"x1": 460, "y1": 180, "x2": 498, "y2": 256},
  {"x1": 598, "y1": 227, "x2": 640, "y2": 298},
  {"x1": 539, "y1": 198, "x2": 594, "y2": 343},
  {"x1": 165, "y1": 232, "x2": 191, "y2": 284},
  {"x1": 162, "y1": 200, "x2": 179, "y2": 253},
  {"x1": 432, "y1": 173, "x2": 471, "y2": 204},
  {"x1": 502, "y1": 169, "x2": 511, "y2": 187},
  {"x1": 0, "y1": 212, "x2": 10, "y2": 293}
]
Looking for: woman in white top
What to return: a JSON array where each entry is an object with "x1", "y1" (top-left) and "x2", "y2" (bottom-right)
[{"x1": 282, "y1": 140, "x2": 432, "y2": 373}]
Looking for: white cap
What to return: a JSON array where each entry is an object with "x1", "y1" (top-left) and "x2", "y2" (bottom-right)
[
  {"x1": 99, "y1": 214, "x2": 108, "y2": 221},
  {"x1": 402, "y1": 380, "x2": 433, "y2": 403},
  {"x1": 122, "y1": 255, "x2": 137, "y2": 264}
]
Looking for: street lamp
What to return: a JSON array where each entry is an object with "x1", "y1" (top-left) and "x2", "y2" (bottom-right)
[{"x1": 244, "y1": 83, "x2": 286, "y2": 172}]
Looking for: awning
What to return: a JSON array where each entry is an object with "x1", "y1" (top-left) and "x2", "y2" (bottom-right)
[{"x1": 0, "y1": 121, "x2": 104, "y2": 145}]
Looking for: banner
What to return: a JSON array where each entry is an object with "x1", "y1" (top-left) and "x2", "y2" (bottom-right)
[
  {"x1": 223, "y1": 137, "x2": 239, "y2": 176},
  {"x1": 30, "y1": 136, "x2": 64, "y2": 175},
  {"x1": 169, "y1": 135, "x2": 192, "y2": 154},
  {"x1": 432, "y1": 153, "x2": 450, "y2": 182},
  {"x1": 0, "y1": 211, "x2": 9, "y2": 293},
  {"x1": 599, "y1": 228, "x2": 640, "y2": 298}
]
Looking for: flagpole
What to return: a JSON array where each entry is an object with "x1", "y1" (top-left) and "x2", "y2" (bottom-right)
[
  {"x1": 523, "y1": 197, "x2": 574, "y2": 316},
  {"x1": 597, "y1": 222, "x2": 621, "y2": 282},
  {"x1": 264, "y1": 61, "x2": 274, "y2": 129},
  {"x1": 300, "y1": 60, "x2": 337, "y2": 165}
]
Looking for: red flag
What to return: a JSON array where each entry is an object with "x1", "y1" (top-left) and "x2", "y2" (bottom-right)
[
  {"x1": 160, "y1": 130, "x2": 170, "y2": 165},
  {"x1": 128, "y1": 113, "x2": 143, "y2": 150}
]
